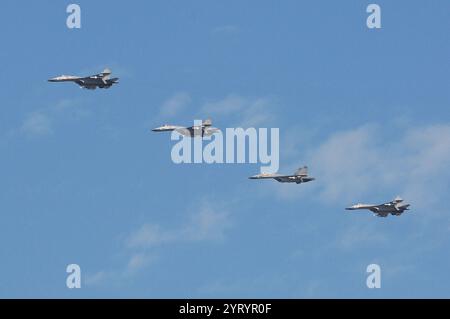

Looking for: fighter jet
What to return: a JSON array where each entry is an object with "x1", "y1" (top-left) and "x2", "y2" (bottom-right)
[
  {"x1": 346, "y1": 196, "x2": 410, "y2": 218},
  {"x1": 152, "y1": 119, "x2": 220, "y2": 137},
  {"x1": 249, "y1": 166, "x2": 315, "y2": 184},
  {"x1": 48, "y1": 68, "x2": 119, "y2": 90}
]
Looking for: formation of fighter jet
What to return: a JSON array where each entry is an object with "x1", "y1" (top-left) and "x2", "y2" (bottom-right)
[
  {"x1": 152, "y1": 119, "x2": 220, "y2": 137},
  {"x1": 346, "y1": 196, "x2": 410, "y2": 217},
  {"x1": 48, "y1": 68, "x2": 119, "y2": 90},
  {"x1": 249, "y1": 166, "x2": 315, "y2": 184},
  {"x1": 46, "y1": 66, "x2": 412, "y2": 219}
]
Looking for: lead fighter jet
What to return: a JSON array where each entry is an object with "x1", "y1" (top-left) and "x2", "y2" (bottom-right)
[
  {"x1": 346, "y1": 196, "x2": 410, "y2": 217},
  {"x1": 48, "y1": 68, "x2": 119, "y2": 90},
  {"x1": 152, "y1": 119, "x2": 220, "y2": 137},
  {"x1": 249, "y1": 166, "x2": 315, "y2": 184}
]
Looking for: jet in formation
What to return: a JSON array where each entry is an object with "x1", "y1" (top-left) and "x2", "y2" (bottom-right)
[
  {"x1": 152, "y1": 119, "x2": 220, "y2": 137},
  {"x1": 249, "y1": 166, "x2": 315, "y2": 184},
  {"x1": 48, "y1": 68, "x2": 119, "y2": 90},
  {"x1": 346, "y1": 196, "x2": 410, "y2": 217}
]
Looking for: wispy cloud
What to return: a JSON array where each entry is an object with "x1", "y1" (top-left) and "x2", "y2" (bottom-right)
[
  {"x1": 127, "y1": 224, "x2": 174, "y2": 249},
  {"x1": 84, "y1": 271, "x2": 112, "y2": 287},
  {"x1": 201, "y1": 94, "x2": 275, "y2": 127},
  {"x1": 20, "y1": 112, "x2": 53, "y2": 136},
  {"x1": 273, "y1": 123, "x2": 450, "y2": 214},
  {"x1": 126, "y1": 253, "x2": 157, "y2": 274},
  {"x1": 127, "y1": 200, "x2": 232, "y2": 249},
  {"x1": 159, "y1": 92, "x2": 191, "y2": 117},
  {"x1": 86, "y1": 199, "x2": 232, "y2": 286},
  {"x1": 306, "y1": 124, "x2": 383, "y2": 203},
  {"x1": 336, "y1": 224, "x2": 388, "y2": 251},
  {"x1": 17, "y1": 98, "x2": 91, "y2": 138},
  {"x1": 84, "y1": 253, "x2": 158, "y2": 287},
  {"x1": 183, "y1": 202, "x2": 231, "y2": 242}
]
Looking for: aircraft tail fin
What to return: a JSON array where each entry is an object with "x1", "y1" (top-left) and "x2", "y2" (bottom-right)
[
  {"x1": 101, "y1": 68, "x2": 112, "y2": 80},
  {"x1": 295, "y1": 166, "x2": 308, "y2": 176},
  {"x1": 202, "y1": 119, "x2": 212, "y2": 127},
  {"x1": 393, "y1": 196, "x2": 403, "y2": 203}
]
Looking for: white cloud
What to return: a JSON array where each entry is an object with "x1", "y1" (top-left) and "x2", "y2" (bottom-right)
[
  {"x1": 123, "y1": 200, "x2": 231, "y2": 276},
  {"x1": 126, "y1": 253, "x2": 156, "y2": 274},
  {"x1": 20, "y1": 112, "x2": 53, "y2": 136},
  {"x1": 202, "y1": 94, "x2": 247, "y2": 114},
  {"x1": 84, "y1": 270, "x2": 113, "y2": 287},
  {"x1": 127, "y1": 224, "x2": 174, "y2": 249},
  {"x1": 53, "y1": 98, "x2": 92, "y2": 120},
  {"x1": 183, "y1": 202, "x2": 232, "y2": 242},
  {"x1": 126, "y1": 201, "x2": 232, "y2": 249},
  {"x1": 87, "y1": 200, "x2": 232, "y2": 286},
  {"x1": 336, "y1": 224, "x2": 388, "y2": 251},
  {"x1": 53, "y1": 99, "x2": 77, "y2": 111},
  {"x1": 159, "y1": 92, "x2": 191, "y2": 117},
  {"x1": 274, "y1": 123, "x2": 450, "y2": 214},
  {"x1": 84, "y1": 252, "x2": 156, "y2": 287},
  {"x1": 306, "y1": 124, "x2": 383, "y2": 203},
  {"x1": 17, "y1": 98, "x2": 91, "y2": 138},
  {"x1": 400, "y1": 125, "x2": 450, "y2": 209},
  {"x1": 201, "y1": 94, "x2": 275, "y2": 127}
]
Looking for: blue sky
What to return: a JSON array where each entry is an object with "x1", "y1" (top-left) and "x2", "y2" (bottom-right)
[{"x1": 0, "y1": 0, "x2": 449, "y2": 298}]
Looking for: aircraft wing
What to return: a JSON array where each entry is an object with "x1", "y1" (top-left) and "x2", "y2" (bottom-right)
[
  {"x1": 391, "y1": 211, "x2": 404, "y2": 216},
  {"x1": 174, "y1": 127, "x2": 193, "y2": 136},
  {"x1": 48, "y1": 75, "x2": 81, "y2": 82},
  {"x1": 274, "y1": 176, "x2": 291, "y2": 182},
  {"x1": 375, "y1": 212, "x2": 389, "y2": 218},
  {"x1": 250, "y1": 173, "x2": 281, "y2": 180},
  {"x1": 368, "y1": 206, "x2": 389, "y2": 217}
]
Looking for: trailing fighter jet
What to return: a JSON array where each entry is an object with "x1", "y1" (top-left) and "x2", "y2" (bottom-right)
[
  {"x1": 249, "y1": 166, "x2": 315, "y2": 184},
  {"x1": 48, "y1": 68, "x2": 119, "y2": 90},
  {"x1": 152, "y1": 119, "x2": 220, "y2": 137},
  {"x1": 346, "y1": 196, "x2": 410, "y2": 218}
]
